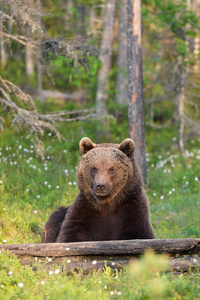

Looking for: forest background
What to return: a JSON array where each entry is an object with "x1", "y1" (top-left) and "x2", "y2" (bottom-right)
[{"x1": 0, "y1": 0, "x2": 200, "y2": 299}]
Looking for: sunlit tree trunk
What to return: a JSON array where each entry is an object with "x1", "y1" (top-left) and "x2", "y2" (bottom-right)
[
  {"x1": 115, "y1": 0, "x2": 128, "y2": 104},
  {"x1": 25, "y1": 0, "x2": 34, "y2": 75},
  {"x1": 96, "y1": 0, "x2": 116, "y2": 117},
  {"x1": 37, "y1": 0, "x2": 44, "y2": 104},
  {"x1": 188, "y1": 0, "x2": 200, "y2": 72},
  {"x1": 26, "y1": 38, "x2": 34, "y2": 75},
  {"x1": 127, "y1": 0, "x2": 147, "y2": 182},
  {"x1": 0, "y1": 3, "x2": 7, "y2": 68},
  {"x1": 177, "y1": 58, "x2": 185, "y2": 152}
]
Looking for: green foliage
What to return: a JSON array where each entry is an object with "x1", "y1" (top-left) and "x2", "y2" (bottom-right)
[{"x1": 47, "y1": 55, "x2": 99, "y2": 97}]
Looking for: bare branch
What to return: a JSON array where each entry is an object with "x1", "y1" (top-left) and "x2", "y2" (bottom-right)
[
  {"x1": 185, "y1": 91, "x2": 200, "y2": 99},
  {"x1": 144, "y1": 60, "x2": 178, "y2": 93},
  {"x1": 146, "y1": 122, "x2": 171, "y2": 129},
  {"x1": 0, "y1": 77, "x2": 37, "y2": 111},
  {"x1": 0, "y1": 77, "x2": 97, "y2": 145},
  {"x1": 184, "y1": 99, "x2": 199, "y2": 115}
]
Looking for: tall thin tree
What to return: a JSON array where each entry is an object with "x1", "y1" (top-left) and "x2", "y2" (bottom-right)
[
  {"x1": 115, "y1": 0, "x2": 128, "y2": 104},
  {"x1": 96, "y1": 0, "x2": 116, "y2": 117},
  {"x1": 127, "y1": 0, "x2": 147, "y2": 182}
]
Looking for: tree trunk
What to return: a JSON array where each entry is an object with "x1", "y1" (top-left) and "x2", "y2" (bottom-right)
[
  {"x1": 37, "y1": 0, "x2": 44, "y2": 104},
  {"x1": 0, "y1": 3, "x2": 7, "y2": 68},
  {"x1": 25, "y1": 0, "x2": 34, "y2": 75},
  {"x1": 188, "y1": 0, "x2": 200, "y2": 72},
  {"x1": 115, "y1": 0, "x2": 128, "y2": 104},
  {"x1": 127, "y1": 0, "x2": 147, "y2": 182},
  {"x1": 177, "y1": 58, "x2": 185, "y2": 152},
  {"x1": 26, "y1": 40, "x2": 34, "y2": 75},
  {"x1": 96, "y1": 0, "x2": 116, "y2": 117}
]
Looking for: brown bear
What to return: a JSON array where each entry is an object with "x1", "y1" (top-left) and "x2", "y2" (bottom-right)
[{"x1": 41, "y1": 137, "x2": 155, "y2": 243}]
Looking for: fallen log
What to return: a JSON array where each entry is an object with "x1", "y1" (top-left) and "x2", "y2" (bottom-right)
[
  {"x1": 41, "y1": 90, "x2": 86, "y2": 104},
  {"x1": 0, "y1": 239, "x2": 199, "y2": 274},
  {"x1": 21, "y1": 87, "x2": 86, "y2": 104}
]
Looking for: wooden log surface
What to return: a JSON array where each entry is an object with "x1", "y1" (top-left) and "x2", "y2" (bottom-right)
[
  {"x1": 0, "y1": 239, "x2": 199, "y2": 274},
  {"x1": 0, "y1": 239, "x2": 199, "y2": 257}
]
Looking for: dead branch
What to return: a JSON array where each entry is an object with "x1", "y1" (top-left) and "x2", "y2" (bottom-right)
[
  {"x1": 183, "y1": 115, "x2": 200, "y2": 130},
  {"x1": 1, "y1": 31, "x2": 34, "y2": 47},
  {"x1": 0, "y1": 77, "x2": 97, "y2": 145},
  {"x1": 145, "y1": 93, "x2": 176, "y2": 105},
  {"x1": 146, "y1": 122, "x2": 171, "y2": 129},
  {"x1": 185, "y1": 91, "x2": 200, "y2": 99},
  {"x1": 184, "y1": 99, "x2": 199, "y2": 115},
  {"x1": 144, "y1": 60, "x2": 178, "y2": 93}
]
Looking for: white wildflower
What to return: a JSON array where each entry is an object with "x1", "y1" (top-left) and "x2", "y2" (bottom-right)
[{"x1": 118, "y1": 292, "x2": 122, "y2": 295}]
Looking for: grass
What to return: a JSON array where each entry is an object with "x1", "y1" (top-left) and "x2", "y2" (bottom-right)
[{"x1": 0, "y1": 126, "x2": 200, "y2": 299}]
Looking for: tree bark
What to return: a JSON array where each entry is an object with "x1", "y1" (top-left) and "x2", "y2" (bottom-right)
[
  {"x1": 0, "y1": 2, "x2": 7, "y2": 68},
  {"x1": 115, "y1": 0, "x2": 128, "y2": 104},
  {"x1": 26, "y1": 40, "x2": 34, "y2": 75},
  {"x1": 25, "y1": 0, "x2": 35, "y2": 75},
  {"x1": 0, "y1": 239, "x2": 199, "y2": 274},
  {"x1": 96, "y1": 0, "x2": 116, "y2": 117},
  {"x1": 177, "y1": 58, "x2": 185, "y2": 152},
  {"x1": 127, "y1": 0, "x2": 147, "y2": 182},
  {"x1": 37, "y1": 0, "x2": 44, "y2": 104},
  {"x1": 188, "y1": 0, "x2": 200, "y2": 72},
  {"x1": 0, "y1": 239, "x2": 199, "y2": 256}
]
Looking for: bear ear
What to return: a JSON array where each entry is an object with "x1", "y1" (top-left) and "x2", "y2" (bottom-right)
[
  {"x1": 79, "y1": 137, "x2": 96, "y2": 154},
  {"x1": 118, "y1": 138, "x2": 135, "y2": 156}
]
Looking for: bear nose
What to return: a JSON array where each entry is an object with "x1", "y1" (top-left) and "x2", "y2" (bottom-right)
[{"x1": 95, "y1": 183, "x2": 106, "y2": 191}]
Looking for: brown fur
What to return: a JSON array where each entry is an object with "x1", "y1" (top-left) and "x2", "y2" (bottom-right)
[{"x1": 42, "y1": 137, "x2": 155, "y2": 243}]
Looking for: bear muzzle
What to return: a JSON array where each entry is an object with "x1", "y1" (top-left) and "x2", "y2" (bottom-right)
[{"x1": 94, "y1": 182, "x2": 109, "y2": 197}]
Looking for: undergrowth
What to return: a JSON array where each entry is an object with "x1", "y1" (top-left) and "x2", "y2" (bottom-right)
[{"x1": 0, "y1": 124, "x2": 200, "y2": 299}]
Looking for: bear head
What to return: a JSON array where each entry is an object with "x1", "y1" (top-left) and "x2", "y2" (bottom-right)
[{"x1": 77, "y1": 137, "x2": 136, "y2": 207}]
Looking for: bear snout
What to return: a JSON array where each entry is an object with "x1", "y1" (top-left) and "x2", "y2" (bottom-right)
[{"x1": 94, "y1": 182, "x2": 108, "y2": 196}]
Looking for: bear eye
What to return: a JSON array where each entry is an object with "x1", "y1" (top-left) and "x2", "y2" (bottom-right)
[
  {"x1": 109, "y1": 167, "x2": 115, "y2": 175},
  {"x1": 91, "y1": 167, "x2": 97, "y2": 175}
]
